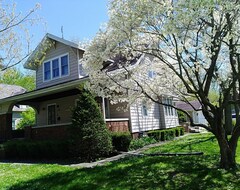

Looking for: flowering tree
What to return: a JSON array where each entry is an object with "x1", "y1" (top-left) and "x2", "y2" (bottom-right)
[
  {"x1": 0, "y1": 0, "x2": 40, "y2": 71},
  {"x1": 83, "y1": 0, "x2": 240, "y2": 169}
]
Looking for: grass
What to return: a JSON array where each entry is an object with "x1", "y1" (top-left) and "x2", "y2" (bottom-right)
[{"x1": 0, "y1": 133, "x2": 240, "y2": 190}]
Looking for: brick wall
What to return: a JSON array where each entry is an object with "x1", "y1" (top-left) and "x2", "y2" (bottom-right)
[
  {"x1": 0, "y1": 113, "x2": 12, "y2": 141},
  {"x1": 106, "y1": 121, "x2": 129, "y2": 132},
  {"x1": 25, "y1": 125, "x2": 69, "y2": 140}
]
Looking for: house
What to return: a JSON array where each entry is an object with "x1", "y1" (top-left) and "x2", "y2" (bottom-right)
[
  {"x1": 0, "y1": 84, "x2": 27, "y2": 130},
  {"x1": 176, "y1": 100, "x2": 208, "y2": 126},
  {"x1": 0, "y1": 33, "x2": 179, "y2": 141}
]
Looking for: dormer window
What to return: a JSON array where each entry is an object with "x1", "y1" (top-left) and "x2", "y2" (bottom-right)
[
  {"x1": 61, "y1": 55, "x2": 69, "y2": 76},
  {"x1": 44, "y1": 61, "x2": 51, "y2": 81},
  {"x1": 43, "y1": 54, "x2": 69, "y2": 82},
  {"x1": 52, "y1": 58, "x2": 60, "y2": 78}
]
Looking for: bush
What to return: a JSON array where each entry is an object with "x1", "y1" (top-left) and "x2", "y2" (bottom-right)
[
  {"x1": 112, "y1": 132, "x2": 132, "y2": 151},
  {"x1": 129, "y1": 136, "x2": 157, "y2": 150},
  {"x1": 16, "y1": 107, "x2": 35, "y2": 129},
  {"x1": 147, "y1": 127, "x2": 184, "y2": 141},
  {"x1": 69, "y1": 87, "x2": 112, "y2": 161},
  {"x1": 3, "y1": 140, "x2": 69, "y2": 160}
]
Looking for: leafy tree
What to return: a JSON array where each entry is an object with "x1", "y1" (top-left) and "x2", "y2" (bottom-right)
[
  {"x1": 70, "y1": 88, "x2": 112, "y2": 161},
  {"x1": 0, "y1": 1, "x2": 40, "y2": 72},
  {"x1": 84, "y1": 0, "x2": 240, "y2": 169},
  {"x1": 16, "y1": 107, "x2": 35, "y2": 130},
  {"x1": 0, "y1": 68, "x2": 35, "y2": 91}
]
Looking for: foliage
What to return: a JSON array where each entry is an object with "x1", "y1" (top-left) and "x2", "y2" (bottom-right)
[
  {"x1": 111, "y1": 132, "x2": 132, "y2": 151},
  {"x1": 0, "y1": 1, "x2": 40, "y2": 71},
  {"x1": 129, "y1": 136, "x2": 157, "y2": 151},
  {"x1": 177, "y1": 111, "x2": 187, "y2": 123},
  {"x1": 0, "y1": 134, "x2": 239, "y2": 190},
  {"x1": 3, "y1": 140, "x2": 69, "y2": 160},
  {"x1": 0, "y1": 68, "x2": 35, "y2": 91},
  {"x1": 16, "y1": 107, "x2": 35, "y2": 129},
  {"x1": 84, "y1": 0, "x2": 240, "y2": 169},
  {"x1": 70, "y1": 88, "x2": 112, "y2": 161},
  {"x1": 147, "y1": 127, "x2": 184, "y2": 141}
]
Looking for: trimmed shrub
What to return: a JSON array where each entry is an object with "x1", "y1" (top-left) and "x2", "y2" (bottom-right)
[
  {"x1": 129, "y1": 136, "x2": 157, "y2": 150},
  {"x1": 3, "y1": 140, "x2": 69, "y2": 160},
  {"x1": 112, "y1": 132, "x2": 132, "y2": 151},
  {"x1": 69, "y1": 88, "x2": 112, "y2": 161},
  {"x1": 147, "y1": 127, "x2": 184, "y2": 142}
]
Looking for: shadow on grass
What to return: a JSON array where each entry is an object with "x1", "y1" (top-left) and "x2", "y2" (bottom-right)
[{"x1": 8, "y1": 155, "x2": 240, "y2": 190}]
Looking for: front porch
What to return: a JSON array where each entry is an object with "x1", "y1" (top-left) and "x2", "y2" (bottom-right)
[{"x1": 0, "y1": 84, "x2": 131, "y2": 141}]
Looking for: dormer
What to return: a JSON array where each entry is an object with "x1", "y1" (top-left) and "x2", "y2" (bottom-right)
[{"x1": 24, "y1": 33, "x2": 86, "y2": 89}]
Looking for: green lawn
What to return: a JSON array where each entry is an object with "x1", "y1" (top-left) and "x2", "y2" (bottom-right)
[{"x1": 1, "y1": 133, "x2": 240, "y2": 190}]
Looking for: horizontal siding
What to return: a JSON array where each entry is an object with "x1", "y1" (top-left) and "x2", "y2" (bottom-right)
[
  {"x1": 130, "y1": 103, "x2": 161, "y2": 133},
  {"x1": 36, "y1": 42, "x2": 83, "y2": 89},
  {"x1": 164, "y1": 116, "x2": 179, "y2": 128}
]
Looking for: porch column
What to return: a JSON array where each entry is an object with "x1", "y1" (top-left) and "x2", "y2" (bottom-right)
[
  {"x1": 102, "y1": 97, "x2": 106, "y2": 122},
  {"x1": 0, "y1": 113, "x2": 12, "y2": 141}
]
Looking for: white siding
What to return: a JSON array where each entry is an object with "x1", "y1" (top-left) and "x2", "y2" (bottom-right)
[
  {"x1": 130, "y1": 103, "x2": 161, "y2": 133},
  {"x1": 36, "y1": 41, "x2": 83, "y2": 89},
  {"x1": 162, "y1": 108, "x2": 179, "y2": 128}
]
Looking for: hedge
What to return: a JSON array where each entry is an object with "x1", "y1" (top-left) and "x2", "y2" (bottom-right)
[
  {"x1": 2, "y1": 140, "x2": 69, "y2": 160},
  {"x1": 111, "y1": 132, "x2": 132, "y2": 152},
  {"x1": 147, "y1": 126, "x2": 184, "y2": 141}
]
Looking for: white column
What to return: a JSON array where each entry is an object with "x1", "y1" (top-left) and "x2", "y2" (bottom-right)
[{"x1": 102, "y1": 97, "x2": 106, "y2": 122}]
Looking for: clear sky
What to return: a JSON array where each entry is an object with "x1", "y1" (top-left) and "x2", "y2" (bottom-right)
[{"x1": 15, "y1": 0, "x2": 109, "y2": 47}]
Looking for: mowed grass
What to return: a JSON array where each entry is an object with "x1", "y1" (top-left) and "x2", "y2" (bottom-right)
[{"x1": 0, "y1": 133, "x2": 240, "y2": 190}]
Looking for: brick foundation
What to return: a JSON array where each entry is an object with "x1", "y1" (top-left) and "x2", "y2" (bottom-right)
[
  {"x1": 106, "y1": 121, "x2": 129, "y2": 132},
  {"x1": 25, "y1": 125, "x2": 69, "y2": 140},
  {"x1": 0, "y1": 113, "x2": 12, "y2": 141}
]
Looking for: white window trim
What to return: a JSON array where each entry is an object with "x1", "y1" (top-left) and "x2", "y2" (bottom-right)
[
  {"x1": 43, "y1": 53, "x2": 70, "y2": 82},
  {"x1": 47, "y1": 103, "x2": 57, "y2": 125}
]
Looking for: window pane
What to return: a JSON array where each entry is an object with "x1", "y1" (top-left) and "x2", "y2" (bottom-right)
[
  {"x1": 48, "y1": 105, "x2": 56, "y2": 125},
  {"x1": 142, "y1": 105, "x2": 148, "y2": 116},
  {"x1": 52, "y1": 58, "x2": 59, "y2": 78},
  {"x1": 61, "y1": 55, "x2": 68, "y2": 76},
  {"x1": 44, "y1": 61, "x2": 51, "y2": 80}
]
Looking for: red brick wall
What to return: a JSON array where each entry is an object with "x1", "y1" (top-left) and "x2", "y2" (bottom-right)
[
  {"x1": 27, "y1": 125, "x2": 69, "y2": 140},
  {"x1": 106, "y1": 121, "x2": 129, "y2": 132},
  {"x1": 0, "y1": 113, "x2": 12, "y2": 141}
]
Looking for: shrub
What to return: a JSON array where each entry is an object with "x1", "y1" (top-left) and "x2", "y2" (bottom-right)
[
  {"x1": 3, "y1": 140, "x2": 69, "y2": 160},
  {"x1": 16, "y1": 107, "x2": 35, "y2": 129},
  {"x1": 69, "y1": 88, "x2": 112, "y2": 161},
  {"x1": 147, "y1": 127, "x2": 184, "y2": 142},
  {"x1": 112, "y1": 132, "x2": 132, "y2": 151},
  {"x1": 129, "y1": 136, "x2": 157, "y2": 150}
]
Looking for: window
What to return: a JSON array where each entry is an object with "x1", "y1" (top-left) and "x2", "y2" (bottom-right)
[
  {"x1": 61, "y1": 55, "x2": 69, "y2": 76},
  {"x1": 48, "y1": 104, "x2": 56, "y2": 125},
  {"x1": 142, "y1": 105, "x2": 148, "y2": 116},
  {"x1": 148, "y1": 70, "x2": 156, "y2": 78},
  {"x1": 164, "y1": 98, "x2": 175, "y2": 116},
  {"x1": 44, "y1": 61, "x2": 51, "y2": 81},
  {"x1": 52, "y1": 58, "x2": 59, "y2": 78},
  {"x1": 43, "y1": 54, "x2": 69, "y2": 81}
]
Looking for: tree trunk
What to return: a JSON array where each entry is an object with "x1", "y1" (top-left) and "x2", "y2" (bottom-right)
[{"x1": 217, "y1": 135, "x2": 236, "y2": 169}]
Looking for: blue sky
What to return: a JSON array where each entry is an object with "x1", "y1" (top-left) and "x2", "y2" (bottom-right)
[{"x1": 15, "y1": 0, "x2": 109, "y2": 47}]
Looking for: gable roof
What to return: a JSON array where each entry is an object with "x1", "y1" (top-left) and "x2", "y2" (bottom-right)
[
  {"x1": 176, "y1": 100, "x2": 202, "y2": 111},
  {"x1": 0, "y1": 84, "x2": 26, "y2": 99},
  {"x1": 24, "y1": 33, "x2": 85, "y2": 70}
]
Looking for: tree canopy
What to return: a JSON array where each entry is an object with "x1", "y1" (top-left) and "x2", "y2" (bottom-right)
[
  {"x1": 84, "y1": 0, "x2": 240, "y2": 169},
  {"x1": 0, "y1": 68, "x2": 35, "y2": 91},
  {"x1": 0, "y1": 0, "x2": 40, "y2": 71}
]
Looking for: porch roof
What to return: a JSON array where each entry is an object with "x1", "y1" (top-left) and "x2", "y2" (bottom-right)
[{"x1": 0, "y1": 77, "x2": 88, "y2": 105}]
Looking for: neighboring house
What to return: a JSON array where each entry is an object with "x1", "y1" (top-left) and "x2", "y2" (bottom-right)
[
  {"x1": 176, "y1": 100, "x2": 208, "y2": 126},
  {"x1": 0, "y1": 33, "x2": 179, "y2": 141},
  {"x1": 0, "y1": 84, "x2": 27, "y2": 130}
]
